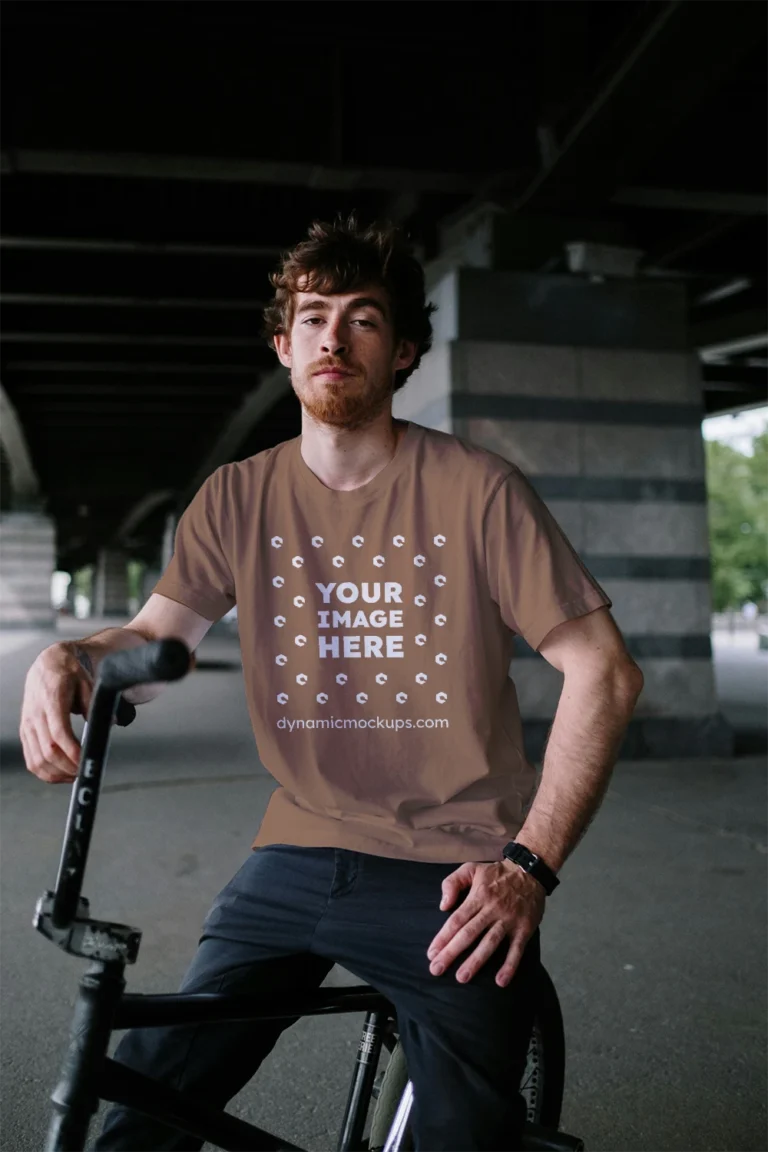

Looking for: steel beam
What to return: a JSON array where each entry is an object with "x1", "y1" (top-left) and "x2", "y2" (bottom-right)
[
  {"x1": 692, "y1": 307, "x2": 768, "y2": 358},
  {"x1": 489, "y1": 1, "x2": 765, "y2": 212},
  {"x1": 0, "y1": 149, "x2": 496, "y2": 194},
  {"x1": 612, "y1": 188, "x2": 767, "y2": 216},
  {"x1": 704, "y1": 393, "x2": 768, "y2": 418},
  {"x1": 694, "y1": 279, "x2": 753, "y2": 307},
  {"x1": 699, "y1": 333, "x2": 768, "y2": 360},
  {"x1": 700, "y1": 362, "x2": 768, "y2": 396},
  {"x1": 4, "y1": 360, "x2": 259, "y2": 375},
  {"x1": 0, "y1": 293, "x2": 266, "y2": 311},
  {"x1": 0, "y1": 236, "x2": 284, "y2": 257},
  {"x1": 0, "y1": 332, "x2": 264, "y2": 347},
  {"x1": 13, "y1": 384, "x2": 247, "y2": 397}
]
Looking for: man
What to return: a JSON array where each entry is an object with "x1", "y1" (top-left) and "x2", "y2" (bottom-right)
[{"x1": 21, "y1": 214, "x2": 644, "y2": 1150}]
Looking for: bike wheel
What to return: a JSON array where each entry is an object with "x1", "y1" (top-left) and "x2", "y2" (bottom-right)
[{"x1": 368, "y1": 963, "x2": 566, "y2": 1151}]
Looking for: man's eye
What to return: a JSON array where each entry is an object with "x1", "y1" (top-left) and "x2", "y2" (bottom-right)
[
  {"x1": 354, "y1": 319, "x2": 375, "y2": 327},
  {"x1": 302, "y1": 317, "x2": 323, "y2": 325}
]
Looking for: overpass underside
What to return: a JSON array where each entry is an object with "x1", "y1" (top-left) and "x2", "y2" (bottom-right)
[{"x1": 1, "y1": 0, "x2": 766, "y2": 762}]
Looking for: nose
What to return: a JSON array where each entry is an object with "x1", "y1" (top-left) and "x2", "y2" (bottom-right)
[{"x1": 320, "y1": 319, "x2": 348, "y2": 357}]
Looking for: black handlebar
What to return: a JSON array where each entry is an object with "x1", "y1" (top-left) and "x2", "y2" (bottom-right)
[
  {"x1": 115, "y1": 696, "x2": 137, "y2": 727},
  {"x1": 100, "y1": 639, "x2": 191, "y2": 691},
  {"x1": 50, "y1": 639, "x2": 192, "y2": 929}
]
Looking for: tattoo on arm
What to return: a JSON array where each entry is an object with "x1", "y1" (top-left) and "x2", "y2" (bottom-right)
[{"x1": 72, "y1": 646, "x2": 94, "y2": 678}]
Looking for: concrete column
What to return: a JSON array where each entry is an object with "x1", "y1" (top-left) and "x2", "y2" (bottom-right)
[
  {"x1": 93, "y1": 548, "x2": 129, "y2": 618},
  {"x1": 0, "y1": 512, "x2": 56, "y2": 629},
  {"x1": 395, "y1": 262, "x2": 732, "y2": 761},
  {"x1": 64, "y1": 573, "x2": 77, "y2": 616}
]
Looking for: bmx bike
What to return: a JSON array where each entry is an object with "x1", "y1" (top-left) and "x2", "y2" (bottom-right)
[{"x1": 33, "y1": 639, "x2": 585, "y2": 1151}]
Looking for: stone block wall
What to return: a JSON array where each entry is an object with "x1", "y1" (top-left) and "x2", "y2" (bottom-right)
[
  {"x1": 394, "y1": 268, "x2": 731, "y2": 761},
  {"x1": 0, "y1": 512, "x2": 56, "y2": 629}
]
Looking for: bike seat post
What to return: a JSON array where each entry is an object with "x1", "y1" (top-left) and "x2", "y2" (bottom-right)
[
  {"x1": 45, "y1": 959, "x2": 126, "y2": 1152},
  {"x1": 337, "y1": 1009, "x2": 391, "y2": 1152}
]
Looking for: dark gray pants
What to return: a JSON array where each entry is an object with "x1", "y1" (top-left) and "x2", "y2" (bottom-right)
[{"x1": 96, "y1": 844, "x2": 540, "y2": 1151}]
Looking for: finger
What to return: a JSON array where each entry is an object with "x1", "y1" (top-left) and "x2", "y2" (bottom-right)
[
  {"x1": 39, "y1": 707, "x2": 80, "y2": 778},
  {"x1": 440, "y1": 862, "x2": 474, "y2": 909},
  {"x1": 428, "y1": 869, "x2": 487, "y2": 961},
  {"x1": 439, "y1": 871, "x2": 460, "y2": 908},
  {"x1": 22, "y1": 722, "x2": 71, "y2": 783},
  {"x1": 429, "y1": 908, "x2": 490, "y2": 973},
  {"x1": 427, "y1": 898, "x2": 478, "y2": 959},
  {"x1": 456, "y1": 922, "x2": 509, "y2": 983},
  {"x1": 20, "y1": 723, "x2": 42, "y2": 776},
  {"x1": 46, "y1": 704, "x2": 82, "y2": 769},
  {"x1": 494, "y1": 934, "x2": 528, "y2": 988}
]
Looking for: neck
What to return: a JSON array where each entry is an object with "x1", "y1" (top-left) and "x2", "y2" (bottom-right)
[{"x1": 300, "y1": 412, "x2": 406, "y2": 492}]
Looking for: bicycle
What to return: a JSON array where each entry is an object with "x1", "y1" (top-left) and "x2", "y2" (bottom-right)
[{"x1": 33, "y1": 639, "x2": 586, "y2": 1151}]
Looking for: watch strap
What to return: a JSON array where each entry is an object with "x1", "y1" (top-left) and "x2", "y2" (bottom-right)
[{"x1": 502, "y1": 841, "x2": 560, "y2": 895}]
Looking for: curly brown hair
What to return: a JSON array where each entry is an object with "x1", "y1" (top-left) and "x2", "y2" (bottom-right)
[{"x1": 261, "y1": 213, "x2": 437, "y2": 394}]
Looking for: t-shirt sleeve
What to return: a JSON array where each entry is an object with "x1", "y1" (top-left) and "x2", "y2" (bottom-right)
[
  {"x1": 151, "y1": 468, "x2": 236, "y2": 622},
  {"x1": 483, "y1": 467, "x2": 612, "y2": 652}
]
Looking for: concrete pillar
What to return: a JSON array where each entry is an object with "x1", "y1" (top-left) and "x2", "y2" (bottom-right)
[
  {"x1": 395, "y1": 262, "x2": 732, "y2": 761},
  {"x1": 0, "y1": 512, "x2": 56, "y2": 629},
  {"x1": 93, "y1": 548, "x2": 129, "y2": 618},
  {"x1": 64, "y1": 573, "x2": 77, "y2": 616}
]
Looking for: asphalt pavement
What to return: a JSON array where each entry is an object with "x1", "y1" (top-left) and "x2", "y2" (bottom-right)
[{"x1": 1, "y1": 621, "x2": 765, "y2": 1152}]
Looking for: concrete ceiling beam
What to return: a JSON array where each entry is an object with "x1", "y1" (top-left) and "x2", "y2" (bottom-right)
[{"x1": 0, "y1": 149, "x2": 504, "y2": 195}]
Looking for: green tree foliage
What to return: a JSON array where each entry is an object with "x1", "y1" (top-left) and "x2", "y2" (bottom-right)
[{"x1": 705, "y1": 430, "x2": 768, "y2": 611}]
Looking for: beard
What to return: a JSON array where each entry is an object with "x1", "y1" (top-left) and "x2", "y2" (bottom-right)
[{"x1": 292, "y1": 364, "x2": 395, "y2": 432}]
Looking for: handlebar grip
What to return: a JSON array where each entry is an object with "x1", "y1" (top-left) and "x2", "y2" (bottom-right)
[{"x1": 99, "y1": 639, "x2": 191, "y2": 691}]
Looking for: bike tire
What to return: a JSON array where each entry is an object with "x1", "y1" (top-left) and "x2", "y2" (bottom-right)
[{"x1": 368, "y1": 963, "x2": 566, "y2": 1151}]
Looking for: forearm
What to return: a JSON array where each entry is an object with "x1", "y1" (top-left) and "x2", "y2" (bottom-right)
[
  {"x1": 513, "y1": 668, "x2": 643, "y2": 873},
  {"x1": 58, "y1": 626, "x2": 163, "y2": 704}
]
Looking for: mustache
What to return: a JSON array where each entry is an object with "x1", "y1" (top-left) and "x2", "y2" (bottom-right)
[{"x1": 311, "y1": 361, "x2": 358, "y2": 375}]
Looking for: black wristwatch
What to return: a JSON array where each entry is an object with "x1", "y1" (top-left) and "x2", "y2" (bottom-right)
[{"x1": 502, "y1": 841, "x2": 560, "y2": 895}]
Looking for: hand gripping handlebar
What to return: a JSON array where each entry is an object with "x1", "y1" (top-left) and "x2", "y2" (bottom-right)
[
  {"x1": 99, "y1": 639, "x2": 191, "y2": 692},
  {"x1": 49, "y1": 639, "x2": 191, "y2": 930}
]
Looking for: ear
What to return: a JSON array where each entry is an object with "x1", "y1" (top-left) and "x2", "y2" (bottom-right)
[
  {"x1": 394, "y1": 338, "x2": 417, "y2": 374},
  {"x1": 274, "y1": 332, "x2": 292, "y2": 368}
]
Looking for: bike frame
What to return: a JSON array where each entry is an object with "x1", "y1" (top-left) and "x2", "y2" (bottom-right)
[
  {"x1": 35, "y1": 643, "x2": 409, "y2": 1152},
  {"x1": 45, "y1": 957, "x2": 403, "y2": 1151},
  {"x1": 34, "y1": 643, "x2": 583, "y2": 1152}
]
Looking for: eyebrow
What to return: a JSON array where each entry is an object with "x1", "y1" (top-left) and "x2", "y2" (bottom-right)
[{"x1": 295, "y1": 296, "x2": 388, "y2": 319}]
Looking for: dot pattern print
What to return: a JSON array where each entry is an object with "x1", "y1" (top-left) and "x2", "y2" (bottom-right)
[{"x1": 270, "y1": 532, "x2": 450, "y2": 711}]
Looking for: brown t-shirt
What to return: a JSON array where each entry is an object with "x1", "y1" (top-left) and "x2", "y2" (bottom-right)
[{"x1": 153, "y1": 419, "x2": 612, "y2": 863}]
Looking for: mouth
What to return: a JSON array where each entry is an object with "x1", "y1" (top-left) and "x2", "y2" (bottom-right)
[{"x1": 313, "y1": 369, "x2": 354, "y2": 379}]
